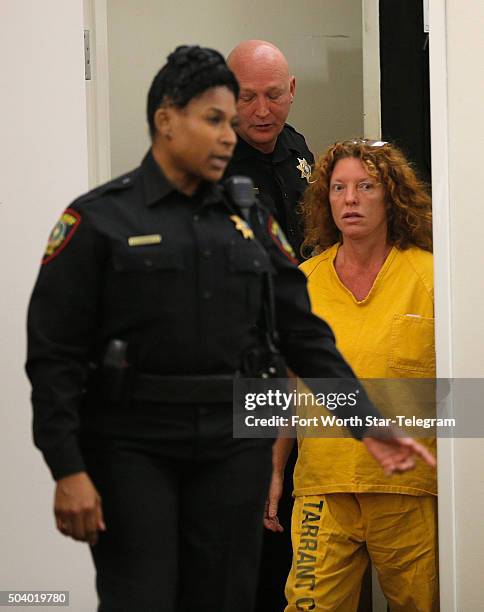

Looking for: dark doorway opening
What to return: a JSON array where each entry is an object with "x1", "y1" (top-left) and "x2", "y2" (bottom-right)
[{"x1": 379, "y1": 0, "x2": 431, "y2": 184}]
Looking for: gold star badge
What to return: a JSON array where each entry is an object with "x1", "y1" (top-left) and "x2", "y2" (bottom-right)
[
  {"x1": 296, "y1": 157, "x2": 313, "y2": 183},
  {"x1": 230, "y1": 215, "x2": 254, "y2": 240}
]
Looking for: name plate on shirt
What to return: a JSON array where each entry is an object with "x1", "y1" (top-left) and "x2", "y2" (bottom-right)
[{"x1": 128, "y1": 234, "x2": 162, "y2": 247}]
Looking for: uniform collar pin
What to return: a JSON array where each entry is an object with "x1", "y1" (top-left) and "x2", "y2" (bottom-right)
[{"x1": 230, "y1": 215, "x2": 254, "y2": 240}]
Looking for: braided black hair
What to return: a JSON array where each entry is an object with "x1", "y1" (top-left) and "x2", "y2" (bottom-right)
[{"x1": 147, "y1": 45, "x2": 239, "y2": 138}]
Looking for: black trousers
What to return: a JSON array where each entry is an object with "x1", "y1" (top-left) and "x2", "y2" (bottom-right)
[{"x1": 82, "y1": 403, "x2": 273, "y2": 612}]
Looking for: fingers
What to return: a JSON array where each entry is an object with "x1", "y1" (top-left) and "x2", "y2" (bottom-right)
[
  {"x1": 363, "y1": 434, "x2": 437, "y2": 476},
  {"x1": 84, "y1": 504, "x2": 100, "y2": 546},
  {"x1": 363, "y1": 437, "x2": 416, "y2": 475},
  {"x1": 263, "y1": 467, "x2": 284, "y2": 532},
  {"x1": 71, "y1": 510, "x2": 88, "y2": 542},
  {"x1": 267, "y1": 493, "x2": 279, "y2": 520},
  {"x1": 395, "y1": 456, "x2": 416, "y2": 472},
  {"x1": 56, "y1": 506, "x2": 101, "y2": 543},
  {"x1": 263, "y1": 515, "x2": 284, "y2": 532},
  {"x1": 387, "y1": 429, "x2": 437, "y2": 469},
  {"x1": 54, "y1": 473, "x2": 106, "y2": 544},
  {"x1": 56, "y1": 517, "x2": 70, "y2": 535},
  {"x1": 96, "y1": 498, "x2": 106, "y2": 533},
  {"x1": 399, "y1": 438, "x2": 437, "y2": 468},
  {"x1": 85, "y1": 494, "x2": 106, "y2": 544},
  {"x1": 383, "y1": 447, "x2": 416, "y2": 474},
  {"x1": 263, "y1": 499, "x2": 284, "y2": 533},
  {"x1": 382, "y1": 455, "x2": 415, "y2": 476}
]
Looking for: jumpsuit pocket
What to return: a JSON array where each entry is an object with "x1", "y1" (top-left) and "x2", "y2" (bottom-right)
[{"x1": 388, "y1": 314, "x2": 435, "y2": 375}]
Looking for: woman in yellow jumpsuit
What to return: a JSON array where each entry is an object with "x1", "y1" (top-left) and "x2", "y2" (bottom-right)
[{"x1": 281, "y1": 140, "x2": 438, "y2": 611}]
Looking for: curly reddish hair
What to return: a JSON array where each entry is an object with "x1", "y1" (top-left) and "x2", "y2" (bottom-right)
[{"x1": 299, "y1": 140, "x2": 433, "y2": 258}]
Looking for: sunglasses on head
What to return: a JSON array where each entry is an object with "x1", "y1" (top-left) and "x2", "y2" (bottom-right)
[{"x1": 342, "y1": 138, "x2": 389, "y2": 147}]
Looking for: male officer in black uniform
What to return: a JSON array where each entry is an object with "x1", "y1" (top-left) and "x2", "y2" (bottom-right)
[
  {"x1": 225, "y1": 40, "x2": 314, "y2": 259},
  {"x1": 224, "y1": 40, "x2": 314, "y2": 611}
]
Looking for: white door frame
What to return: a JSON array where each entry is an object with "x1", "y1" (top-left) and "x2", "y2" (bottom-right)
[
  {"x1": 362, "y1": 0, "x2": 382, "y2": 138},
  {"x1": 84, "y1": 0, "x2": 111, "y2": 186},
  {"x1": 428, "y1": 0, "x2": 457, "y2": 609}
]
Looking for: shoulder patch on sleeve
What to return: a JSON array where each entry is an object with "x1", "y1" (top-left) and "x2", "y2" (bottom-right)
[
  {"x1": 268, "y1": 216, "x2": 298, "y2": 264},
  {"x1": 42, "y1": 208, "x2": 81, "y2": 264}
]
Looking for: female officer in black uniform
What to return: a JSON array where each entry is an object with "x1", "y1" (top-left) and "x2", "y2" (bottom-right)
[{"x1": 26, "y1": 46, "x2": 435, "y2": 612}]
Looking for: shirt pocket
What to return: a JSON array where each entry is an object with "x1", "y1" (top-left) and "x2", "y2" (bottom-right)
[
  {"x1": 388, "y1": 314, "x2": 435, "y2": 375},
  {"x1": 226, "y1": 242, "x2": 272, "y2": 320},
  {"x1": 112, "y1": 245, "x2": 184, "y2": 273},
  {"x1": 107, "y1": 244, "x2": 185, "y2": 311},
  {"x1": 227, "y1": 242, "x2": 272, "y2": 274}
]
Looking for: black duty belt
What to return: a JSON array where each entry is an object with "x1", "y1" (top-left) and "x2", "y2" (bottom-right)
[{"x1": 131, "y1": 373, "x2": 235, "y2": 404}]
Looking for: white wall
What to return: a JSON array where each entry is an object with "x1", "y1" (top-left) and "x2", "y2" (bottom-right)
[
  {"x1": 430, "y1": 0, "x2": 484, "y2": 609},
  {"x1": 0, "y1": 1, "x2": 96, "y2": 609},
  {"x1": 105, "y1": 0, "x2": 364, "y2": 177}
]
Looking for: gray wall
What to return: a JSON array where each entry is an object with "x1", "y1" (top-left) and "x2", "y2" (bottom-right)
[{"x1": 106, "y1": 0, "x2": 364, "y2": 176}]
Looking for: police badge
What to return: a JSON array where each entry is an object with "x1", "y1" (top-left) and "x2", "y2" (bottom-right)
[{"x1": 296, "y1": 157, "x2": 314, "y2": 184}]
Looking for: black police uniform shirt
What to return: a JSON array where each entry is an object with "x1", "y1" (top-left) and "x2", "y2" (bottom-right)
[
  {"x1": 26, "y1": 150, "x2": 377, "y2": 481},
  {"x1": 223, "y1": 123, "x2": 314, "y2": 259}
]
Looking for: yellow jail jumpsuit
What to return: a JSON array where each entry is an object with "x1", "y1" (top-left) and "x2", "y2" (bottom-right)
[{"x1": 285, "y1": 244, "x2": 438, "y2": 612}]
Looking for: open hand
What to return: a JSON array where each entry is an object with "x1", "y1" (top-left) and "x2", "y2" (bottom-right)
[{"x1": 363, "y1": 429, "x2": 436, "y2": 475}]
